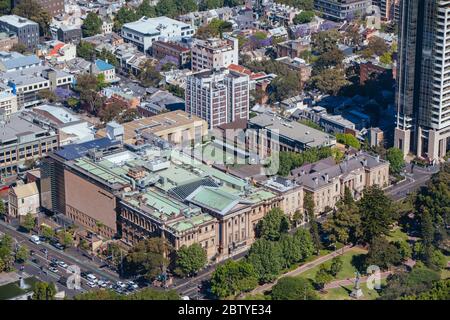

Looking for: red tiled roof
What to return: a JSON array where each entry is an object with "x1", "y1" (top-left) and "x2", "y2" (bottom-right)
[
  {"x1": 228, "y1": 63, "x2": 252, "y2": 76},
  {"x1": 49, "y1": 42, "x2": 65, "y2": 56}
]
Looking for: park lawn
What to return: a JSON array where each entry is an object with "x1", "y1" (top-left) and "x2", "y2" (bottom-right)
[
  {"x1": 441, "y1": 255, "x2": 450, "y2": 279},
  {"x1": 386, "y1": 227, "x2": 409, "y2": 243},
  {"x1": 319, "y1": 279, "x2": 386, "y2": 300},
  {"x1": 296, "y1": 247, "x2": 368, "y2": 281}
]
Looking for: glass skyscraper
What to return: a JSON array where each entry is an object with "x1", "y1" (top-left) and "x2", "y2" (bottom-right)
[{"x1": 394, "y1": 0, "x2": 450, "y2": 162}]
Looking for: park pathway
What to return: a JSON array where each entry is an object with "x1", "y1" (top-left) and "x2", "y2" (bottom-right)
[
  {"x1": 324, "y1": 271, "x2": 392, "y2": 290},
  {"x1": 248, "y1": 245, "x2": 354, "y2": 296}
]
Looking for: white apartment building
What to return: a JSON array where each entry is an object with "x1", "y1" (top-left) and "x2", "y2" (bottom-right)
[
  {"x1": 191, "y1": 35, "x2": 239, "y2": 72},
  {"x1": 121, "y1": 16, "x2": 195, "y2": 52},
  {"x1": 0, "y1": 90, "x2": 18, "y2": 116},
  {"x1": 185, "y1": 68, "x2": 249, "y2": 128},
  {"x1": 102, "y1": 20, "x2": 113, "y2": 35}
]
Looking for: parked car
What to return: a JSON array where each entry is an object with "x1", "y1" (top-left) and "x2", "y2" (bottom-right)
[
  {"x1": 57, "y1": 261, "x2": 68, "y2": 268},
  {"x1": 40, "y1": 248, "x2": 48, "y2": 255},
  {"x1": 87, "y1": 281, "x2": 97, "y2": 288}
]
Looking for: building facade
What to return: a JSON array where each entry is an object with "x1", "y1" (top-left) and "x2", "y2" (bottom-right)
[
  {"x1": 314, "y1": 0, "x2": 371, "y2": 21},
  {"x1": 8, "y1": 182, "x2": 40, "y2": 218},
  {"x1": 152, "y1": 40, "x2": 190, "y2": 68},
  {"x1": 0, "y1": 15, "x2": 39, "y2": 49},
  {"x1": 191, "y1": 36, "x2": 239, "y2": 72},
  {"x1": 121, "y1": 16, "x2": 194, "y2": 52},
  {"x1": 0, "y1": 112, "x2": 59, "y2": 176},
  {"x1": 185, "y1": 68, "x2": 250, "y2": 129},
  {"x1": 13, "y1": 0, "x2": 64, "y2": 17},
  {"x1": 394, "y1": 0, "x2": 450, "y2": 161}
]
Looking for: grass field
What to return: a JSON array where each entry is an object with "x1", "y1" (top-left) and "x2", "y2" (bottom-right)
[
  {"x1": 296, "y1": 247, "x2": 368, "y2": 281},
  {"x1": 386, "y1": 227, "x2": 409, "y2": 243}
]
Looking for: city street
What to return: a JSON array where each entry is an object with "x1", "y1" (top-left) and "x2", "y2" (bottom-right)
[
  {"x1": 385, "y1": 164, "x2": 438, "y2": 201},
  {"x1": 0, "y1": 220, "x2": 121, "y2": 298}
]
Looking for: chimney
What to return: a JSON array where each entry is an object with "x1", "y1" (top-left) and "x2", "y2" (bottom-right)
[{"x1": 324, "y1": 173, "x2": 329, "y2": 183}]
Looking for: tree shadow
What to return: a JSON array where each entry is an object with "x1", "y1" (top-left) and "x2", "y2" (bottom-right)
[{"x1": 351, "y1": 254, "x2": 366, "y2": 273}]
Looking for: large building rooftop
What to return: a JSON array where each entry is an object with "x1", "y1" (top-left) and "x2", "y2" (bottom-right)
[
  {"x1": 249, "y1": 113, "x2": 336, "y2": 149},
  {"x1": 96, "y1": 110, "x2": 206, "y2": 145},
  {"x1": 122, "y1": 16, "x2": 191, "y2": 35},
  {"x1": 0, "y1": 112, "x2": 52, "y2": 145},
  {"x1": 0, "y1": 15, "x2": 38, "y2": 28}
]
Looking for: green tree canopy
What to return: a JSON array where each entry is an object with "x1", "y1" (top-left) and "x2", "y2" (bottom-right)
[
  {"x1": 15, "y1": 245, "x2": 29, "y2": 263},
  {"x1": 210, "y1": 259, "x2": 258, "y2": 298},
  {"x1": 82, "y1": 12, "x2": 103, "y2": 37},
  {"x1": 33, "y1": 281, "x2": 57, "y2": 300},
  {"x1": 336, "y1": 133, "x2": 361, "y2": 149},
  {"x1": 175, "y1": 243, "x2": 207, "y2": 277},
  {"x1": 271, "y1": 277, "x2": 318, "y2": 300},
  {"x1": 247, "y1": 238, "x2": 283, "y2": 283},
  {"x1": 21, "y1": 213, "x2": 36, "y2": 233},
  {"x1": 358, "y1": 186, "x2": 395, "y2": 244},
  {"x1": 122, "y1": 238, "x2": 171, "y2": 281},
  {"x1": 256, "y1": 208, "x2": 290, "y2": 241},
  {"x1": 309, "y1": 68, "x2": 349, "y2": 96},
  {"x1": 293, "y1": 10, "x2": 315, "y2": 24},
  {"x1": 323, "y1": 187, "x2": 361, "y2": 245},
  {"x1": 386, "y1": 147, "x2": 404, "y2": 174}
]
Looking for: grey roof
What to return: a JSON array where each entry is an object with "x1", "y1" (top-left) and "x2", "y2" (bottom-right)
[
  {"x1": 0, "y1": 15, "x2": 38, "y2": 28},
  {"x1": 291, "y1": 153, "x2": 387, "y2": 191},
  {"x1": 0, "y1": 54, "x2": 41, "y2": 70},
  {"x1": 249, "y1": 113, "x2": 336, "y2": 148},
  {"x1": 0, "y1": 112, "x2": 50, "y2": 144},
  {"x1": 1, "y1": 66, "x2": 72, "y2": 86}
]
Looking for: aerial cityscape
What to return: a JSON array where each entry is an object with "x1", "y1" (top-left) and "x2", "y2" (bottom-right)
[{"x1": 0, "y1": 0, "x2": 448, "y2": 305}]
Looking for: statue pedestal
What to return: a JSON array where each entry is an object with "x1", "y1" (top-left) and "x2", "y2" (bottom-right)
[{"x1": 350, "y1": 288, "x2": 363, "y2": 299}]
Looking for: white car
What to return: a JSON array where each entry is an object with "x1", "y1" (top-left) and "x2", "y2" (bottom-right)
[
  {"x1": 86, "y1": 274, "x2": 97, "y2": 283},
  {"x1": 116, "y1": 281, "x2": 126, "y2": 288},
  {"x1": 48, "y1": 267, "x2": 59, "y2": 273},
  {"x1": 57, "y1": 261, "x2": 68, "y2": 268},
  {"x1": 30, "y1": 235, "x2": 41, "y2": 245},
  {"x1": 87, "y1": 281, "x2": 97, "y2": 288}
]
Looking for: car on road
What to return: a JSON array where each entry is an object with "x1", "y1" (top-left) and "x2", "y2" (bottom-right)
[
  {"x1": 30, "y1": 250, "x2": 35, "y2": 256},
  {"x1": 86, "y1": 274, "x2": 97, "y2": 283},
  {"x1": 57, "y1": 261, "x2": 68, "y2": 268},
  {"x1": 40, "y1": 248, "x2": 48, "y2": 255},
  {"x1": 51, "y1": 242, "x2": 64, "y2": 251},
  {"x1": 51, "y1": 258, "x2": 58, "y2": 264},
  {"x1": 80, "y1": 272, "x2": 88, "y2": 279},
  {"x1": 30, "y1": 235, "x2": 41, "y2": 245},
  {"x1": 126, "y1": 281, "x2": 139, "y2": 290},
  {"x1": 49, "y1": 267, "x2": 59, "y2": 273},
  {"x1": 31, "y1": 258, "x2": 39, "y2": 264},
  {"x1": 87, "y1": 281, "x2": 97, "y2": 288}
]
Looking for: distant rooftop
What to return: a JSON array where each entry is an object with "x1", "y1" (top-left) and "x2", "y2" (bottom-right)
[
  {"x1": 249, "y1": 113, "x2": 336, "y2": 148},
  {"x1": 95, "y1": 59, "x2": 114, "y2": 72},
  {"x1": 54, "y1": 137, "x2": 122, "y2": 161},
  {"x1": 0, "y1": 15, "x2": 38, "y2": 28},
  {"x1": 122, "y1": 16, "x2": 190, "y2": 35},
  {"x1": 0, "y1": 112, "x2": 50, "y2": 144}
]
